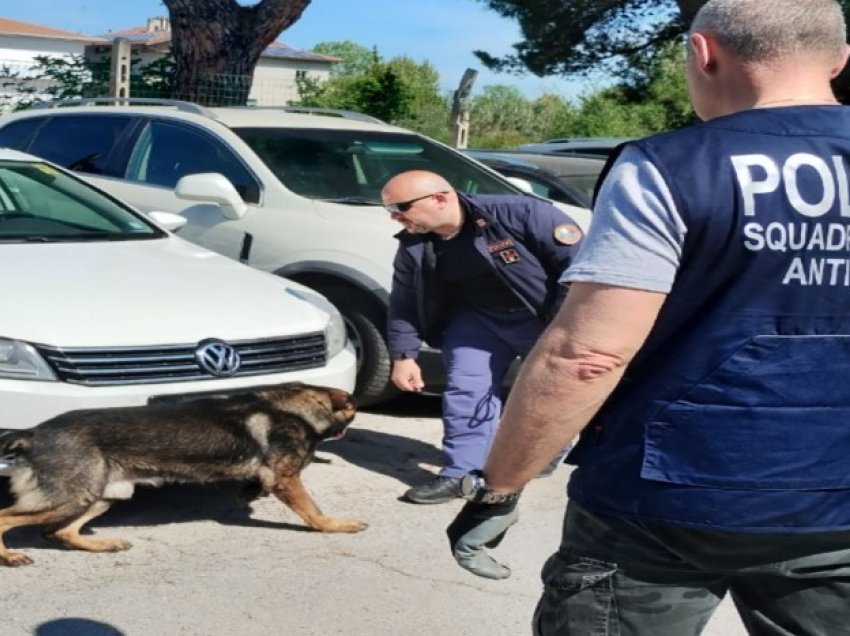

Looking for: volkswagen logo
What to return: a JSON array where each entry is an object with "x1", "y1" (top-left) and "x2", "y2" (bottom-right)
[{"x1": 195, "y1": 339, "x2": 241, "y2": 377}]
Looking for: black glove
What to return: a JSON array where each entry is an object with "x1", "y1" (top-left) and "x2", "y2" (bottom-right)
[{"x1": 446, "y1": 498, "x2": 519, "y2": 580}]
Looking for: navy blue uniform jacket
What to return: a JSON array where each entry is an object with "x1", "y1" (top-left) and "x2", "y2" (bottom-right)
[{"x1": 387, "y1": 193, "x2": 583, "y2": 359}]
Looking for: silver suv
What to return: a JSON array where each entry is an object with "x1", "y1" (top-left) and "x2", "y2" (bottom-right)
[{"x1": 0, "y1": 99, "x2": 591, "y2": 405}]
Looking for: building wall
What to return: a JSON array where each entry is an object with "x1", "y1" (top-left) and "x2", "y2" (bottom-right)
[
  {"x1": 0, "y1": 35, "x2": 96, "y2": 110},
  {"x1": 250, "y1": 58, "x2": 331, "y2": 106},
  {"x1": 0, "y1": 35, "x2": 89, "y2": 64}
]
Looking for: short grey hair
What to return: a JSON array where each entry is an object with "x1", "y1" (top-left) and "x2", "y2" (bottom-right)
[{"x1": 690, "y1": 0, "x2": 846, "y2": 62}]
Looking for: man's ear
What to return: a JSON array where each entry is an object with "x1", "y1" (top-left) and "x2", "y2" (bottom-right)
[
  {"x1": 830, "y1": 43, "x2": 850, "y2": 79},
  {"x1": 689, "y1": 33, "x2": 717, "y2": 74}
]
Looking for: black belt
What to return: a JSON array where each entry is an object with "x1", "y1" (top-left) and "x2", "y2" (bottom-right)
[{"x1": 480, "y1": 305, "x2": 528, "y2": 314}]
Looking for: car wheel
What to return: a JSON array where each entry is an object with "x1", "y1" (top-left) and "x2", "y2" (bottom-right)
[{"x1": 321, "y1": 287, "x2": 399, "y2": 407}]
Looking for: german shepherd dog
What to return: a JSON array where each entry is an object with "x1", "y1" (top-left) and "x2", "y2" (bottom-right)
[{"x1": 0, "y1": 382, "x2": 367, "y2": 567}]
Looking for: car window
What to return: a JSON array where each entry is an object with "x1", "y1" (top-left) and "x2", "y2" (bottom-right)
[
  {"x1": 27, "y1": 115, "x2": 132, "y2": 176},
  {"x1": 514, "y1": 173, "x2": 561, "y2": 201},
  {"x1": 234, "y1": 128, "x2": 519, "y2": 204},
  {"x1": 0, "y1": 117, "x2": 44, "y2": 151},
  {"x1": 0, "y1": 160, "x2": 163, "y2": 242},
  {"x1": 558, "y1": 175, "x2": 599, "y2": 205},
  {"x1": 126, "y1": 120, "x2": 260, "y2": 203}
]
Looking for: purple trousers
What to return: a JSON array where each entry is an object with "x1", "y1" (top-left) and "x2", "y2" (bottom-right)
[{"x1": 439, "y1": 307, "x2": 544, "y2": 478}]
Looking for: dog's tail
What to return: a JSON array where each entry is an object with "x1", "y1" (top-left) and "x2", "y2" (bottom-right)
[{"x1": 0, "y1": 429, "x2": 33, "y2": 459}]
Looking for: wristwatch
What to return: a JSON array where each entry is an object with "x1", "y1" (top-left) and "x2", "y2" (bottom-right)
[{"x1": 459, "y1": 470, "x2": 522, "y2": 505}]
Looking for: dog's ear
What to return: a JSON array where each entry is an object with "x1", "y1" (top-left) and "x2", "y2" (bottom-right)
[
  {"x1": 326, "y1": 388, "x2": 356, "y2": 412},
  {"x1": 0, "y1": 430, "x2": 33, "y2": 456}
]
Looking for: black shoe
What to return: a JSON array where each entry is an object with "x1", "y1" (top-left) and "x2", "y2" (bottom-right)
[{"x1": 403, "y1": 476, "x2": 462, "y2": 504}]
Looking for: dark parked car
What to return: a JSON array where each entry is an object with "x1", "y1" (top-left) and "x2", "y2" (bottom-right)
[
  {"x1": 466, "y1": 150, "x2": 607, "y2": 208},
  {"x1": 518, "y1": 137, "x2": 632, "y2": 158}
]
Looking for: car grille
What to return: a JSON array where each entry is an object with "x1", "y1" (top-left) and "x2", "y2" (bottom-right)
[{"x1": 36, "y1": 333, "x2": 327, "y2": 386}]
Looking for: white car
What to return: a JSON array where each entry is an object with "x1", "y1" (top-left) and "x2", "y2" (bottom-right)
[
  {"x1": 0, "y1": 148, "x2": 355, "y2": 438},
  {"x1": 0, "y1": 100, "x2": 591, "y2": 405}
]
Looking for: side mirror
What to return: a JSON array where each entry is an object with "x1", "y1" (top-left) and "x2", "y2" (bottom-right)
[
  {"x1": 174, "y1": 173, "x2": 248, "y2": 220},
  {"x1": 147, "y1": 210, "x2": 188, "y2": 232},
  {"x1": 506, "y1": 176, "x2": 534, "y2": 193}
]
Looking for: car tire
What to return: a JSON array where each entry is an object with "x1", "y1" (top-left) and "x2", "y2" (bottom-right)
[{"x1": 321, "y1": 287, "x2": 399, "y2": 407}]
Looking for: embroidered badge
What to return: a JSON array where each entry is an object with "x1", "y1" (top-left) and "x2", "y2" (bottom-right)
[
  {"x1": 499, "y1": 248, "x2": 521, "y2": 264},
  {"x1": 553, "y1": 223, "x2": 582, "y2": 245},
  {"x1": 487, "y1": 238, "x2": 515, "y2": 253}
]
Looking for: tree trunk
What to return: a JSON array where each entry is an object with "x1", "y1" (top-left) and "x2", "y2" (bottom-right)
[
  {"x1": 675, "y1": 0, "x2": 706, "y2": 24},
  {"x1": 164, "y1": 0, "x2": 311, "y2": 106}
]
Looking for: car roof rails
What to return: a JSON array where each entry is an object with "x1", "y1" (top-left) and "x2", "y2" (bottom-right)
[
  {"x1": 31, "y1": 97, "x2": 216, "y2": 118},
  {"x1": 278, "y1": 106, "x2": 385, "y2": 124}
]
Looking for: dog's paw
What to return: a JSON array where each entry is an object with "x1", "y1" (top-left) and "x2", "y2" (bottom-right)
[
  {"x1": 56, "y1": 536, "x2": 133, "y2": 553},
  {"x1": 98, "y1": 538, "x2": 133, "y2": 552},
  {"x1": 1, "y1": 551, "x2": 33, "y2": 567},
  {"x1": 323, "y1": 518, "x2": 368, "y2": 533}
]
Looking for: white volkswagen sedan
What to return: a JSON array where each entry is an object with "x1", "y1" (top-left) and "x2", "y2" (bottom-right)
[{"x1": 0, "y1": 149, "x2": 355, "y2": 438}]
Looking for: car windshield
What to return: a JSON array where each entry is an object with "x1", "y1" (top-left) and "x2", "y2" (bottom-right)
[
  {"x1": 234, "y1": 128, "x2": 520, "y2": 203},
  {"x1": 0, "y1": 160, "x2": 163, "y2": 243}
]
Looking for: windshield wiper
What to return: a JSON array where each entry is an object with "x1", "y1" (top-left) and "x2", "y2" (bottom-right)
[
  {"x1": 317, "y1": 196, "x2": 381, "y2": 206},
  {"x1": 0, "y1": 233, "x2": 140, "y2": 243},
  {"x1": 0, "y1": 235, "x2": 56, "y2": 243}
]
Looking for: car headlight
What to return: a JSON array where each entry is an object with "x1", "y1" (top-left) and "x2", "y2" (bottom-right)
[
  {"x1": 0, "y1": 338, "x2": 57, "y2": 380},
  {"x1": 286, "y1": 289, "x2": 348, "y2": 359}
]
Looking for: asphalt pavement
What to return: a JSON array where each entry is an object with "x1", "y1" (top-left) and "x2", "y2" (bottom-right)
[{"x1": 0, "y1": 393, "x2": 747, "y2": 635}]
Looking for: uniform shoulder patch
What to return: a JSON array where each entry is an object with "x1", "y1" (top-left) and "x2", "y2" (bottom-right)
[{"x1": 553, "y1": 223, "x2": 583, "y2": 245}]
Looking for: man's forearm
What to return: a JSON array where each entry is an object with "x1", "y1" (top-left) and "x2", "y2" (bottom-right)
[
  {"x1": 483, "y1": 328, "x2": 628, "y2": 492},
  {"x1": 484, "y1": 283, "x2": 667, "y2": 493}
]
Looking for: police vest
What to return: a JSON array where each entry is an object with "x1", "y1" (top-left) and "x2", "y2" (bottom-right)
[{"x1": 568, "y1": 106, "x2": 850, "y2": 532}]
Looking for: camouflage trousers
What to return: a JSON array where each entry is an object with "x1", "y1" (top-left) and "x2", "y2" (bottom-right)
[{"x1": 532, "y1": 502, "x2": 850, "y2": 636}]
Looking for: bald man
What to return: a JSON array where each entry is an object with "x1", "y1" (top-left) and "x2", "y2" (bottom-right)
[{"x1": 382, "y1": 170, "x2": 584, "y2": 503}]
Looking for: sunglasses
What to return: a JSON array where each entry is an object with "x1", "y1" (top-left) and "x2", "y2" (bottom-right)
[{"x1": 383, "y1": 191, "x2": 448, "y2": 214}]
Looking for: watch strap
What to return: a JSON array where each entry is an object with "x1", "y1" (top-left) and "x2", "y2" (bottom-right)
[{"x1": 462, "y1": 470, "x2": 522, "y2": 505}]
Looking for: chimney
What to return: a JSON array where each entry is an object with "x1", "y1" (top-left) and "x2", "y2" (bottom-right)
[{"x1": 146, "y1": 17, "x2": 171, "y2": 33}]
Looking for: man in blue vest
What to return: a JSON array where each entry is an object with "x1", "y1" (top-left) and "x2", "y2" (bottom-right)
[
  {"x1": 446, "y1": 0, "x2": 850, "y2": 633},
  {"x1": 383, "y1": 170, "x2": 584, "y2": 504}
]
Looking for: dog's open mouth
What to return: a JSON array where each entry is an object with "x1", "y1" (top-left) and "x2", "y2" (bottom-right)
[{"x1": 322, "y1": 425, "x2": 348, "y2": 442}]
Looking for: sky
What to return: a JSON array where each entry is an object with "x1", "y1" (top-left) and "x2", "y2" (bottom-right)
[{"x1": 0, "y1": 0, "x2": 595, "y2": 100}]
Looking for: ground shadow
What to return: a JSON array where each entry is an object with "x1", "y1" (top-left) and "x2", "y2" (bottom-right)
[
  {"x1": 35, "y1": 618, "x2": 125, "y2": 636},
  {"x1": 321, "y1": 425, "x2": 443, "y2": 488},
  {"x1": 362, "y1": 392, "x2": 443, "y2": 418},
  {"x1": 320, "y1": 392, "x2": 445, "y2": 489},
  {"x1": 1, "y1": 480, "x2": 315, "y2": 552}
]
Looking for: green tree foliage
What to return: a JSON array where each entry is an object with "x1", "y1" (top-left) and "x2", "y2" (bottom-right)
[
  {"x1": 296, "y1": 61, "x2": 415, "y2": 122},
  {"x1": 313, "y1": 40, "x2": 377, "y2": 78},
  {"x1": 475, "y1": 0, "x2": 850, "y2": 101},
  {"x1": 292, "y1": 46, "x2": 451, "y2": 139},
  {"x1": 474, "y1": 0, "x2": 685, "y2": 84},
  {"x1": 131, "y1": 55, "x2": 176, "y2": 98},
  {"x1": 29, "y1": 54, "x2": 111, "y2": 100},
  {"x1": 470, "y1": 85, "x2": 548, "y2": 147},
  {"x1": 469, "y1": 41, "x2": 693, "y2": 146},
  {"x1": 0, "y1": 53, "x2": 174, "y2": 110},
  {"x1": 385, "y1": 57, "x2": 451, "y2": 141}
]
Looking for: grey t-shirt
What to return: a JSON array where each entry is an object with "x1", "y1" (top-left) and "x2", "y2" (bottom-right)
[{"x1": 560, "y1": 145, "x2": 686, "y2": 293}]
